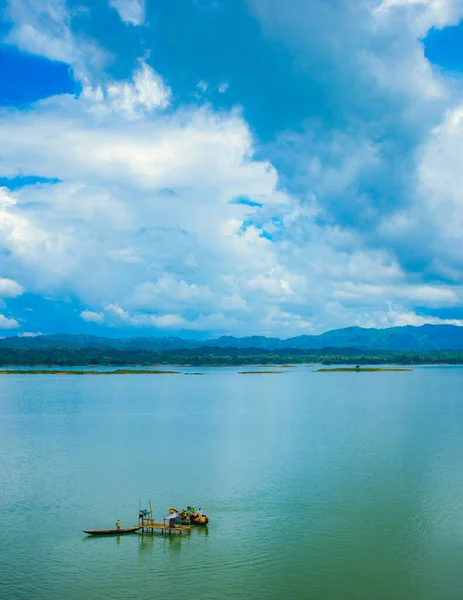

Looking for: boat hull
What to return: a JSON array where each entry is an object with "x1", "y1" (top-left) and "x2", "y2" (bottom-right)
[
  {"x1": 83, "y1": 527, "x2": 141, "y2": 535},
  {"x1": 179, "y1": 516, "x2": 208, "y2": 526}
]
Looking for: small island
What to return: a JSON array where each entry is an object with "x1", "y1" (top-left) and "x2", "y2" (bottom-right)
[
  {"x1": 317, "y1": 367, "x2": 412, "y2": 372},
  {"x1": 238, "y1": 370, "x2": 285, "y2": 374},
  {"x1": 0, "y1": 369, "x2": 180, "y2": 375}
]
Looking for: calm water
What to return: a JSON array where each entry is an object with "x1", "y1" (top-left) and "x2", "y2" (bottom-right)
[{"x1": 1, "y1": 366, "x2": 463, "y2": 600}]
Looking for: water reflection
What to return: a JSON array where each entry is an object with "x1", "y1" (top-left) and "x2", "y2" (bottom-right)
[
  {"x1": 83, "y1": 534, "x2": 123, "y2": 545},
  {"x1": 138, "y1": 533, "x2": 156, "y2": 553},
  {"x1": 3, "y1": 367, "x2": 463, "y2": 600},
  {"x1": 166, "y1": 533, "x2": 184, "y2": 559}
]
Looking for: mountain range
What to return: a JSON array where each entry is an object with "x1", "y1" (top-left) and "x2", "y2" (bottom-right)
[{"x1": 2, "y1": 324, "x2": 463, "y2": 352}]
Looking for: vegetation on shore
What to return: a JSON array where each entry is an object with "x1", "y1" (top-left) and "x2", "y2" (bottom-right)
[
  {"x1": 317, "y1": 367, "x2": 412, "y2": 372},
  {"x1": 0, "y1": 369, "x2": 180, "y2": 375},
  {"x1": 238, "y1": 370, "x2": 285, "y2": 374},
  {"x1": 0, "y1": 345, "x2": 462, "y2": 366}
]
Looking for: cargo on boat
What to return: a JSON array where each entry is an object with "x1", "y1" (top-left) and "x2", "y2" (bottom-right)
[{"x1": 170, "y1": 506, "x2": 209, "y2": 526}]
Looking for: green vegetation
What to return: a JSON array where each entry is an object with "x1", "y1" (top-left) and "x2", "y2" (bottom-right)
[
  {"x1": 317, "y1": 367, "x2": 412, "y2": 372},
  {"x1": 238, "y1": 370, "x2": 285, "y2": 374},
  {"x1": 0, "y1": 369, "x2": 180, "y2": 375},
  {"x1": 0, "y1": 345, "x2": 462, "y2": 366}
]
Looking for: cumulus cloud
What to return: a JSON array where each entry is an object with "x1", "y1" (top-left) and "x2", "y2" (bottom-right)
[
  {"x1": 333, "y1": 283, "x2": 459, "y2": 307},
  {"x1": 380, "y1": 307, "x2": 463, "y2": 328},
  {"x1": 3, "y1": 0, "x2": 109, "y2": 80},
  {"x1": 0, "y1": 314, "x2": 20, "y2": 329},
  {"x1": 104, "y1": 303, "x2": 241, "y2": 332},
  {"x1": 375, "y1": 0, "x2": 463, "y2": 36},
  {"x1": 1, "y1": 0, "x2": 463, "y2": 334},
  {"x1": 80, "y1": 310, "x2": 105, "y2": 324},
  {"x1": 0, "y1": 278, "x2": 24, "y2": 297},
  {"x1": 19, "y1": 331, "x2": 41, "y2": 337},
  {"x1": 249, "y1": 0, "x2": 463, "y2": 297},
  {"x1": 109, "y1": 0, "x2": 145, "y2": 26},
  {"x1": 410, "y1": 103, "x2": 463, "y2": 277},
  {"x1": 0, "y1": 60, "x2": 303, "y2": 333},
  {"x1": 81, "y1": 60, "x2": 171, "y2": 119}
]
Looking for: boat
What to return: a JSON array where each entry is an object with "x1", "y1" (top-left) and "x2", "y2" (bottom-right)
[
  {"x1": 83, "y1": 527, "x2": 141, "y2": 535},
  {"x1": 169, "y1": 506, "x2": 209, "y2": 526}
]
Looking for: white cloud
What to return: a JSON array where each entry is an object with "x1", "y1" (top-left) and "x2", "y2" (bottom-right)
[
  {"x1": 18, "y1": 331, "x2": 41, "y2": 337},
  {"x1": 80, "y1": 310, "x2": 105, "y2": 324},
  {"x1": 132, "y1": 276, "x2": 215, "y2": 308},
  {"x1": 0, "y1": 93, "x2": 274, "y2": 196},
  {"x1": 0, "y1": 314, "x2": 20, "y2": 329},
  {"x1": 416, "y1": 104, "x2": 463, "y2": 253},
  {"x1": 3, "y1": 0, "x2": 109, "y2": 80},
  {"x1": 196, "y1": 80, "x2": 209, "y2": 93},
  {"x1": 129, "y1": 276, "x2": 249, "y2": 315},
  {"x1": 333, "y1": 283, "x2": 459, "y2": 307},
  {"x1": 81, "y1": 61, "x2": 171, "y2": 118},
  {"x1": 218, "y1": 82, "x2": 229, "y2": 93},
  {"x1": 0, "y1": 278, "x2": 24, "y2": 298},
  {"x1": 380, "y1": 307, "x2": 463, "y2": 328},
  {"x1": 0, "y1": 68, "x2": 300, "y2": 334},
  {"x1": 109, "y1": 0, "x2": 145, "y2": 26},
  {"x1": 248, "y1": 0, "x2": 463, "y2": 309},
  {"x1": 375, "y1": 0, "x2": 463, "y2": 36},
  {"x1": 108, "y1": 248, "x2": 143, "y2": 264},
  {"x1": 104, "y1": 303, "x2": 240, "y2": 332},
  {"x1": 2, "y1": 0, "x2": 463, "y2": 335}
]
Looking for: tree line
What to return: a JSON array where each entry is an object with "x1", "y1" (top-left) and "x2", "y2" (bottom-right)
[{"x1": 0, "y1": 345, "x2": 462, "y2": 366}]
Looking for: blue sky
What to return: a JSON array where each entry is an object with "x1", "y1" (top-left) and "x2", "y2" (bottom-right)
[{"x1": 1, "y1": 0, "x2": 463, "y2": 338}]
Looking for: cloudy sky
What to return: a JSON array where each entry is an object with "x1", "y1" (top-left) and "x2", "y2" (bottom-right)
[{"x1": 1, "y1": 0, "x2": 463, "y2": 338}]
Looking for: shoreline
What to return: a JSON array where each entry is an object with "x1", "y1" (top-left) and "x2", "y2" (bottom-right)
[
  {"x1": 0, "y1": 363, "x2": 461, "y2": 373},
  {"x1": 317, "y1": 367, "x2": 412, "y2": 373},
  {"x1": 0, "y1": 369, "x2": 181, "y2": 375}
]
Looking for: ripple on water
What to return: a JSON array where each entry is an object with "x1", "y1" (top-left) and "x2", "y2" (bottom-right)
[{"x1": 3, "y1": 368, "x2": 463, "y2": 600}]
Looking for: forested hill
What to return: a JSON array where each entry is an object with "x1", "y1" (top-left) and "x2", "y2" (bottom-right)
[{"x1": 1, "y1": 324, "x2": 463, "y2": 352}]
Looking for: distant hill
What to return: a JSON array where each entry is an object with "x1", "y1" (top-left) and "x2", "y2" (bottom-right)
[{"x1": 1, "y1": 324, "x2": 463, "y2": 351}]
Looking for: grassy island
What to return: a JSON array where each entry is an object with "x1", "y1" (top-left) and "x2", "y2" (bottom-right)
[
  {"x1": 0, "y1": 369, "x2": 180, "y2": 375},
  {"x1": 317, "y1": 367, "x2": 412, "y2": 372}
]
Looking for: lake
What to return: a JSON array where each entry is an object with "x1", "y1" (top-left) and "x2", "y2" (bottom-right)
[{"x1": 1, "y1": 365, "x2": 463, "y2": 600}]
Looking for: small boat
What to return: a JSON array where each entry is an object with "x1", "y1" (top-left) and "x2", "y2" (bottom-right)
[
  {"x1": 83, "y1": 527, "x2": 141, "y2": 535},
  {"x1": 170, "y1": 506, "x2": 209, "y2": 526}
]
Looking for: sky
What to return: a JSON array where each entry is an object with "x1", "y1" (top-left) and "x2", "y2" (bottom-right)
[{"x1": 1, "y1": 0, "x2": 463, "y2": 338}]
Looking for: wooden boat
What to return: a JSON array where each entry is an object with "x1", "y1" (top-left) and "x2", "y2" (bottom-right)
[
  {"x1": 169, "y1": 507, "x2": 209, "y2": 526},
  {"x1": 83, "y1": 527, "x2": 141, "y2": 535}
]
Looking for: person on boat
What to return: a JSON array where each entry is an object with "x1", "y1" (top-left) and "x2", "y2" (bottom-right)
[
  {"x1": 198, "y1": 508, "x2": 202, "y2": 516},
  {"x1": 116, "y1": 520, "x2": 121, "y2": 530}
]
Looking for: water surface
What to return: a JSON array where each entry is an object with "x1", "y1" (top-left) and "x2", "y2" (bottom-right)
[{"x1": 1, "y1": 366, "x2": 463, "y2": 600}]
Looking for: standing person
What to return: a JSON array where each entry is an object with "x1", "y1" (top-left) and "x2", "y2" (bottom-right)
[{"x1": 116, "y1": 520, "x2": 121, "y2": 530}]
